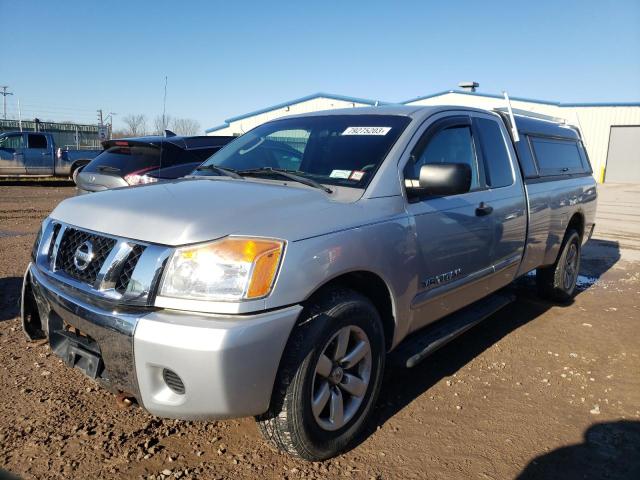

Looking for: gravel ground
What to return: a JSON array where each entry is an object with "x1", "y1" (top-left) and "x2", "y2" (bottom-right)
[{"x1": 0, "y1": 182, "x2": 639, "y2": 480}]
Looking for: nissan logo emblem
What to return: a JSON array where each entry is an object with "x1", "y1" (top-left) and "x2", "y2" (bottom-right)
[{"x1": 73, "y1": 240, "x2": 94, "y2": 271}]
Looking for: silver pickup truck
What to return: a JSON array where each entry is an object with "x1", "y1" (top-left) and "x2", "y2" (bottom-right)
[{"x1": 21, "y1": 105, "x2": 597, "y2": 460}]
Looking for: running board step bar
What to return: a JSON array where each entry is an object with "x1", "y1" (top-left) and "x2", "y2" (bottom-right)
[{"x1": 390, "y1": 292, "x2": 515, "y2": 368}]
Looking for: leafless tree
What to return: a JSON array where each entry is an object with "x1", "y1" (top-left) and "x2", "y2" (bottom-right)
[
  {"x1": 153, "y1": 114, "x2": 173, "y2": 135},
  {"x1": 122, "y1": 114, "x2": 147, "y2": 137},
  {"x1": 172, "y1": 118, "x2": 201, "y2": 136},
  {"x1": 111, "y1": 129, "x2": 131, "y2": 139}
]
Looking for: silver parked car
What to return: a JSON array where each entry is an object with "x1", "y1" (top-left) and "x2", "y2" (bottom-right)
[{"x1": 22, "y1": 105, "x2": 597, "y2": 460}]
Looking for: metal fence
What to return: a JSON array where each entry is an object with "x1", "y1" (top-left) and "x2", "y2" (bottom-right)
[{"x1": 0, "y1": 119, "x2": 100, "y2": 148}]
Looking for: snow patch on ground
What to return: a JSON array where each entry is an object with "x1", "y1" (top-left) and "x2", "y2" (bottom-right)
[
  {"x1": 576, "y1": 275, "x2": 599, "y2": 290},
  {"x1": 524, "y1": 270, "x2": 601, "y2": 290}
]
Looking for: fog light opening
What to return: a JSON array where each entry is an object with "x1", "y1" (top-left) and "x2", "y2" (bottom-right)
[{"x1": 162, "y1": 368, "x2": 185, "y2": 395}]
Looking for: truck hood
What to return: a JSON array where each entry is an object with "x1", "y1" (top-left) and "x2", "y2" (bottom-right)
[{"x1": 51, "y1": 178, "x2": 374, "y2": 246}]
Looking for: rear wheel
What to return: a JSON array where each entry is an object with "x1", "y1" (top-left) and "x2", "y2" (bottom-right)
[
  {"x1": 256, "y1": 288, "x2": 385, "y2": 461},
  {"x1": 536, "y1": 229, "x2": 581, "y2": 302}
]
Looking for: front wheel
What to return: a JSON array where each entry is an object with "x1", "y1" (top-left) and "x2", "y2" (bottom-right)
[{"x1": 256, "y1": 288, "x2": 385, "y2": 461}]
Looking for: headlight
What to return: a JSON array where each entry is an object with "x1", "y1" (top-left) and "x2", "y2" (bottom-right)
[
  {"x1": 159, "y1": 237, "x2": 285, "y2": 302},
  {"x1": 31, "y1": 222, "x2": 45, "y2": 261}
]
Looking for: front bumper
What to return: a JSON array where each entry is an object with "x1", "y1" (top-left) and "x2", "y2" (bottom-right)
[{"x1": 22, "y1": 263, "x2": 301, "y2": 420}]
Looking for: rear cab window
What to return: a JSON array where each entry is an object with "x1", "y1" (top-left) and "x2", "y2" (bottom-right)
[{"x1": 528, "y1": 136, "x2": 589, "y2": 176}]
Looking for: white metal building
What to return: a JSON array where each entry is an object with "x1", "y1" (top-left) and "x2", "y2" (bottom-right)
[
  {"x1": 206, "y1": 90, "x2": 640, "y2": 183},
  {"x1": 206, "y1": 93, "x2": 385, "y2": 137}
]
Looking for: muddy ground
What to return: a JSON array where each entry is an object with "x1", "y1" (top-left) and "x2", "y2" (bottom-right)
[{"x1": 0, "y1": 181, "x2": 638, "y2": 480}]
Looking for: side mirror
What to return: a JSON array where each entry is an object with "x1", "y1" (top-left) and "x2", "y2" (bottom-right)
[{"x1": 411, "y1": 163, "x2": 471, "y2": 196}]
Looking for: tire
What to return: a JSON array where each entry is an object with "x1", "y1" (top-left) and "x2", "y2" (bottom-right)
[
  {"x1": 256, "y1": 288, "x2": 385, "y2": 461},
  {"x1": 536, "y1": 229, "x2": 581, "y2": 302}
]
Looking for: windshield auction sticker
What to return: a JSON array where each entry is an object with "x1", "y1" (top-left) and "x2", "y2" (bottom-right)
[
  {"x1": 342, "y1": 126, "x2": 391, "y2": 136},
  {"x1": 330, "y1": 170, "x2": 352, "y2": 178}
]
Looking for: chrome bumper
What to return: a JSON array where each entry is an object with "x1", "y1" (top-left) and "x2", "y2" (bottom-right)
[{"x1": 23, "y1": 263, "x2": 301, "y2": 419}]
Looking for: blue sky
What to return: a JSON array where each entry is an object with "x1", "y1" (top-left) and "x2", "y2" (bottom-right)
[{"x1": 3, "y1": 0, "x2": 639, "y2": 131}]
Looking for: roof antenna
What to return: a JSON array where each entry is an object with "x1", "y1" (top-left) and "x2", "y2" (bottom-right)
[
  {"x1": 458, "y1": 81, "x2": 479, "y2": 92},
  {"x1": 503, "y1": 91, "x2": 520, "y2": 142},
  {"x1": 161, "y1": 76, "x2": 168, "y2": 133},
  {"x1": 158, "y1": 76, "x2": 168, "y2": 175}
]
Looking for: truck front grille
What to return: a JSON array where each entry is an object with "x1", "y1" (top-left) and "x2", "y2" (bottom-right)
[
  {"x1": 115, "y1": 244, "x2": 146, "y2": 294},
  {"x1": 55, "y1": 228, "x2": 117, "y2": 285},
  {"x1": 38, "y1": 221, "x2": 166, "y2": 306}
]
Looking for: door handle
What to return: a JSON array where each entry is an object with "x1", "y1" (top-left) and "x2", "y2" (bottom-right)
[
  {"x1": 476, "y1": 202, "x2": 493, "y2": 216},
  {"x1": 41, "y1": 152, "x2": 51, "y2": 156}
]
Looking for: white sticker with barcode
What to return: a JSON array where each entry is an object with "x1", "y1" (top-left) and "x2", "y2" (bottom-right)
[
  {"x1": 342, "y1": 126, "x2": 391, "y2": 136},
  {"x1": 330, "y1": 169, "x2": 352, "y2": 179}
]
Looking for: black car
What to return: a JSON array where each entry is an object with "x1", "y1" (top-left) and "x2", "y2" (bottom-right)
[{"x1": 75, "y1": 133, "x2": 235, "y2": 193}]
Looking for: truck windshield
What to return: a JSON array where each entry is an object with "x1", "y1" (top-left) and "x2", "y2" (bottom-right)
[{"x1": 193, "y1": 115, "x2": 411, "y2": 188}]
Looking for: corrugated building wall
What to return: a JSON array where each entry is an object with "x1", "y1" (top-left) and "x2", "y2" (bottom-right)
[{"x1": 571, "y1": 106, "x2": 640, "y2": 181}]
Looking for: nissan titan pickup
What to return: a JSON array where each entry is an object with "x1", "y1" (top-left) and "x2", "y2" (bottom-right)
[{"x1": 22, "y1": 105, "x2": 597, "y2": 460}]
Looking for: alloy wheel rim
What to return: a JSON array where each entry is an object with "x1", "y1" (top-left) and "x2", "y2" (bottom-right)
[
  {"x1": 564, "y1": 243, "x2": 579, "y2": 290},
  {"x1": 311, "y1": 325, "x2": 372, "y2": 431}
]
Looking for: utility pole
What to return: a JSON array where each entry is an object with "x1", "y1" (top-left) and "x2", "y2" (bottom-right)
[
  {"x1": 97, "y1": 109, "x2": 104, "y2": 126},
  {"x1": 106, "y1": 112, "x2": 117, "y2": 140},
  {"x1": 1, "y1": 86, "x2": 14, "y2": 120}
]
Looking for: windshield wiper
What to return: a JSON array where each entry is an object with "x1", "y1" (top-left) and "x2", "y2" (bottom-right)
[
  {"x1": 97, "y1": 165, "x2": 121, "y2": 173},
  {"x1": 195, "y1": 164, "x2": 243, "y2": 179},
  {"x1": 238, "y1": 167, "x2": 333, "y2": 194}
]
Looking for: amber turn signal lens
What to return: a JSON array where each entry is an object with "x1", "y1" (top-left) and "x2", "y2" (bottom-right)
[{"x1": 247, "y1": 246, "x2": 283, "y2": 298}]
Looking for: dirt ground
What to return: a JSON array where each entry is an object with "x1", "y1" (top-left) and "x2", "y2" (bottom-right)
[{"x1": 0, "y1": 181, "x2": 639, "y2": 480}]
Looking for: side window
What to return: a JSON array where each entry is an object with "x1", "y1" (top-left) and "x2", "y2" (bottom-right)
[
  {"x1": 530, "y1": 137, "x2": 585, "y2": 175},
  {"x1": 27, "y1": 134, "x2": 48, "y2": 149},
  {"x1": 406, "y1": 125, "x2": 480, "y2": 190},
  {"x1": 475, "y1": 118, "x2": 514, "y2": 188},
  {"x1": 0, "y1": 134, "x2": 24, "y2": 150}
]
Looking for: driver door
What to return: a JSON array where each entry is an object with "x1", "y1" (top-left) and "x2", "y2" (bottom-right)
[
  {"x1": 24, "y1": 133, "x2": 53, "y2": 175},
  {"x1": 405, "y1": 115, "x2": 495, "y2": 332},
  {"x1": 0, "y1": 133, "x2": 26, "y2": 175}
]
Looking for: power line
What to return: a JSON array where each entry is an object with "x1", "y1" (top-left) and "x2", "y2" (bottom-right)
[
  {"x1": 19, "y1": 104, "x2": 97, "y2": 113},
  {"x1": 2, "y1": 109, "x2": 100, "y2": 124}
]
